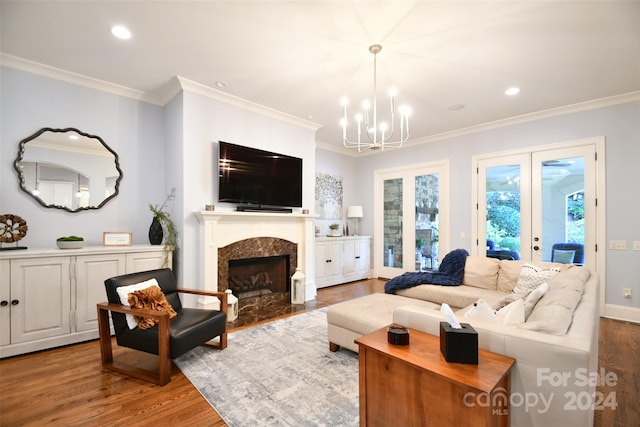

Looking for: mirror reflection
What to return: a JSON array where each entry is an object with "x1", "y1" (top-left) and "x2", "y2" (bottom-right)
[{"x1": 14, "y1": 128, "x2": 122, "y2": 212}]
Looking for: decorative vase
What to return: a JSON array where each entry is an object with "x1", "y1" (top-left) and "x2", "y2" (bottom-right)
[{"x1": 148, "y1": 216, "x2": 163, "y2": 245}]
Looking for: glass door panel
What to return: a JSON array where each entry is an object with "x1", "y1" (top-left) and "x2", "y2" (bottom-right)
[
  {"x1": 485, "y1": 165, "x2": 522, "y2": 260},
  {"x1": 415, "y1": 174, "x2": 439, "y2": 270},
  {"x1": 375, "y1": 161, "x2": 448, "y2": 279},
  {"x1": 383, "y1": 178, "x2": 403, "y2": 268},
  {"x1": 532, "y1": 144, "x2": 595, "y2": 267}
]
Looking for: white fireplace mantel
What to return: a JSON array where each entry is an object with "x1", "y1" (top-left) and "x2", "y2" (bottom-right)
[{"x1": 194, "y1": 210, "x2": 317, "y2": 301}]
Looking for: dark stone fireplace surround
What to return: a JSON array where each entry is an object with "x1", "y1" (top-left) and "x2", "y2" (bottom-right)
[{"x1": 218, "y1": 237, "x2": 298, "y2": 317}]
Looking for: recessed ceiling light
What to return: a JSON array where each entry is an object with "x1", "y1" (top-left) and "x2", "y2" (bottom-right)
[
  {"x1": 215, "y1": 81, "x2": 227, "y2": 88},
  {"x1": 68, "y1": 134, "x2": 79, "y2": 140},
  {"x1": 505, "y1": 87, "x2": 520, "y2": 96},
  {"x1": 448, "y1": 104, "x2": 465, "y2": 111},
  {"x1": 111, "y1": 25, "x2": 132, "y2": 40}
]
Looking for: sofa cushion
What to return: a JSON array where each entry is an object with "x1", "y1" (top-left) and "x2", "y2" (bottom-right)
[
  {"x1": 462, "y1": 256, "x2": 500, "y2": 290},
  {"x1": 497, "y1": 260, "x2": 526, "y2": 292},
  {"x1": 396, "y1": 284, "x2": 506, "y2": 309},
  {"x1": 327, "y1": 293, "x2": 439, "y2": 337},
  {"x1": 523, "y1": 281, "x2": 549, "y2": 319},
  {"x1": 519, "y1": 267, "x2": 590, "y2": 335}
]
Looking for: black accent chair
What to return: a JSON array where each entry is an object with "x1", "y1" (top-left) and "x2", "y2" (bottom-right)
[
  {"x1": 97, "y1": 268, "x2": 227, "y2": 385},
  {"x1": 551, "y1": 243, "x2": 585, "y2": 264}
]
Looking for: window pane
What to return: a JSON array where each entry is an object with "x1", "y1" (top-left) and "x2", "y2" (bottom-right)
[
  {"x1": 384, "y1": 178, "x2": 403, "y2": 268},
  {"x1": 415, "y1": 174, "x2": 439, "y2": 270},
  {"x1": 485, "y1": 165, "x2": 521, "y2": 260}
]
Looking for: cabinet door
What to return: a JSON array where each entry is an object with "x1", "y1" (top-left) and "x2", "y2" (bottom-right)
[
  {"x1": 356, "y1": 238, "x2": 371, "y2": 276},
  {"x1": 126, "y1": 251, "x2": 169, "y2": 272},
  {"x1": 75, "y1": 254, "x2": 126, "y2": 332},
  {"x1": 327, "y1": 241, "x2": 344, "y2": 281},
  {"x1": 10, "y1": 257, "x2": 71, "y2": 343},
  {"x1": 343, "y1": 240, "x2": 357, "y2": 277},
  {"x1": 0, "y1": 260, "x2": 10, "y2": 346}
]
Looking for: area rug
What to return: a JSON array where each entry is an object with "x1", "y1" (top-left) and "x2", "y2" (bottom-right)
[{"x1": 174, "y1": 309, "x2": 359, "y2": 426}]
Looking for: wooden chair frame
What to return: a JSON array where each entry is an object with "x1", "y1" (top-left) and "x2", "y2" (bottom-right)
[{"x1": 97, "y1": 288, "x2": 227, "y2": 386}]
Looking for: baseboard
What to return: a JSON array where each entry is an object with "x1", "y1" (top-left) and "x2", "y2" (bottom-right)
[{"x1": 603, "y1": 303, "x2": 640, "y2": 324}]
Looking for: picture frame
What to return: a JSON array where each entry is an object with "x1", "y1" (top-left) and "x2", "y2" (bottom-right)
[{"x1": 103, "y1": 231, "x2": 132, "y2": 246}]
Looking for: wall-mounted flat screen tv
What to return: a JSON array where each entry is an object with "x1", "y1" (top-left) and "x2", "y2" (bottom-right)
[{"x1": 218, "y1": 141, "x2": 303, "y2": 208}]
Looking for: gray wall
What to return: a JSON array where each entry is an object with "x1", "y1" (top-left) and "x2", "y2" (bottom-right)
[
  {"x1": 0, "y1": 66, "x2": 166, "y2": 248},
  {"x1": 316, "y1": 101, "x2": 640, "y2": 314}
]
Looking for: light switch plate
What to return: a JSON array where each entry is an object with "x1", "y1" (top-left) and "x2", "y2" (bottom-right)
[{"x1": 609, "y1": 240, "x2": 627, "y2": 250}]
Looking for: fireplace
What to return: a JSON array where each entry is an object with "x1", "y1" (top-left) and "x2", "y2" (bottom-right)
[
  {"x1": 195, "y1": 210, "x2": 317, "y2": 316},
  {"x1": 218, "y1": 236, "x2": 297, "y2": 320},
  {"x1": 228, "y1": 255, "x2": 290, "y2": 300}
]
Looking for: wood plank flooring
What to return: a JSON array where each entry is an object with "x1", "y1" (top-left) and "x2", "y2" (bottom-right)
[{"x1": 1, "y1": 279, "x2": 637, "y2": 426}]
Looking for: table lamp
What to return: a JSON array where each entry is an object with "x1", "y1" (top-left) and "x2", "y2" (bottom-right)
[{"x1": 347, "y1": 206, "x2": 363, "y2": 236}]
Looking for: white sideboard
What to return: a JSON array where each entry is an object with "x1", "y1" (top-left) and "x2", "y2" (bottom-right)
[
  {"x1": 315, "y1": 236, "x2": 371, "y2": 288},
  {"x1": 0, "y1": 245, "x2": 170, "y2": 358}
]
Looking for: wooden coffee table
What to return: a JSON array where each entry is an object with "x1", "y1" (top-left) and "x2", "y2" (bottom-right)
[{"x1": 355, "y1": 326, "x2": 515, "y2": 427}]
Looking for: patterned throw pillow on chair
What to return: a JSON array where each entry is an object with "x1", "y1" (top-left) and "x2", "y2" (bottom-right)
[{"x1": 128, "y1": 286, "x2": 177, "y2": 330}]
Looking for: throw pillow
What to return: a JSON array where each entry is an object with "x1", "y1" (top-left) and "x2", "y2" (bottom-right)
[
  {"x1": 493, "y1": 292, "x2": 524, "y2": 311},
  {"x1": 496, "y1": 298, "x2": 525, "y2": 326},
  {"x1": 464, "y1": 299, "x2": 498, "y2": 323},
  {"x1": 462, "y1": 256, "x2": 500, "y2": 290},
  {"x1": 523, "y1": 281, "x2": 549, "y2": 320},
  {"x1": 116, "y1": 278, "x2": 161, "y2": 329},
  {"x1": 128, "y1": 286, "x2": 177, "y2": 330},
  {"x1": 553, "y1": 249, "x2": 575, "y2": 264},
  {"x1": 514, "y1": 263, "x2": 560, "y2": 294}
]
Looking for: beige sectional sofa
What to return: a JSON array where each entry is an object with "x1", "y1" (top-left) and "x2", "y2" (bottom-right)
[{"x1": 327, "y1": 256, "x2": 600, "y2": 427}]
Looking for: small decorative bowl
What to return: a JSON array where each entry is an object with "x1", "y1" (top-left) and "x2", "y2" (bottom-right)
[{"x1": 56, "y1": 240, "x2": 84, "y2": 249}]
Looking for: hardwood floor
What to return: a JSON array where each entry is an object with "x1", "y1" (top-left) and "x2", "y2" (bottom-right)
[{"x1": 1, "y1": 279, "x2": 637, "y2": 426}]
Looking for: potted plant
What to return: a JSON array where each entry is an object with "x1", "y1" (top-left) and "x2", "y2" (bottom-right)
[
  {"x1": 329, "y1": 223, "x2": 340, "y2": 236},
  {"x1": 149, "y1": 188, "x2": 178, "y2": 266}
]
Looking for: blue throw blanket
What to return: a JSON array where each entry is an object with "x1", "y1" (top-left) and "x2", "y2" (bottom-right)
[{"x1": 384, "y1": 248, "x2": 469, "y2": 294}]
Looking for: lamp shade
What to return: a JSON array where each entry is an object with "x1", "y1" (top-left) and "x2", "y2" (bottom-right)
[{"x1": 347, "y1": 205, "x2": 364, "y2": 218}]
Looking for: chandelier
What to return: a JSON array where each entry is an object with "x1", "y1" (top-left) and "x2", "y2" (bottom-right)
[{"x1": 340, "y1": 44, "x2": 411, "y2": 152}]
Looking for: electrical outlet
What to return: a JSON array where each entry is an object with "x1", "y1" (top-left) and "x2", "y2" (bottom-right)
[
  {"x1": 633, "y1": 241, "x2": 640, "y2": 251},
  {"x1": 609, "y1": 240, "x2": 627, "y2": 250},
  {"x1": 623, "y1": 288, "x2": 632, "y2": 298}
]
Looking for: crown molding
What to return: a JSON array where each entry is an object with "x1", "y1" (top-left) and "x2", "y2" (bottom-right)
[
  {"x1": 0, "y1": 54, "x2": 323, "y2": 132},
  {"x1": 0, "y1": 53, "x2": 163, "y2": 105},
  {"x1": 174, "y1": 76, "x2": 321, "y2": 131},
  {"x1": 404, "y1": 91, "x2": 640, "y2": 148}
]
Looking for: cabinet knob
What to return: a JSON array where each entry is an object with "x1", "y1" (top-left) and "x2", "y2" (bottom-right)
[
  {"x1": 11, "y1": 299, "x2": 19, "y2": 306},
  {"x1": 533, "y1": 245, "x2": 540, "y2": 251},
  {"x1": 355, "y1": 256, "x2": 361, "y2": 259},
  {"x1": 0, "y1": 300, "x2": 8, "y2": 307}
]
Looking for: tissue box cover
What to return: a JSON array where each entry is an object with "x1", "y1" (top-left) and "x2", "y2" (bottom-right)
[{"x1": 439, "y1": 321, "x2": 478, "y2": 364}]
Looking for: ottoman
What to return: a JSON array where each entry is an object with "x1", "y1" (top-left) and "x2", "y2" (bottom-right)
[{"x1": 327, "y1": 293, "x2": 440, "y2": 353}]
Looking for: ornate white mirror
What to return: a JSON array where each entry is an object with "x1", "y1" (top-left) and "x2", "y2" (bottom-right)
[{"x1": 14, "y1": 127, "x2": 123, "y2": 212}]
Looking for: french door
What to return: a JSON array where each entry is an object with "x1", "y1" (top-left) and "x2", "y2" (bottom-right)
[
  {"x1": 475, "y1": 141, "x2": 598, "y2": 269},
  {"x1": 374, "y1": 161, "x2": 449, "y2": 279}
]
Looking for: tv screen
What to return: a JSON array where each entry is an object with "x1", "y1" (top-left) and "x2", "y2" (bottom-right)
[{"x1": 218, "y1": 141, "x2": 303, "y2": 208}]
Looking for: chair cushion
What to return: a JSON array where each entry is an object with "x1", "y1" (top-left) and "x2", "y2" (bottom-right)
[
  {"x1": 117, "y1": 308, "x2": 227, "y2": 359},
  {"x1": 553, "y1": 249, "x2": 575, "y2": 264}
]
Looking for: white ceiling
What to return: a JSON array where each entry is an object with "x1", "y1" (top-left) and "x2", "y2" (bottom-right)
[{"x1": 2, "y1": 1, "x2": 639, "y2": 150}]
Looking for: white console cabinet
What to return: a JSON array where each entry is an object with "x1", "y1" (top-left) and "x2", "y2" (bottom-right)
[
  {"x1": 0, "y1": 245, "x2": 169, "y2": 358},
  {"x1": 315, "y1": 236, "x2": 371, "y2": 288}
]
